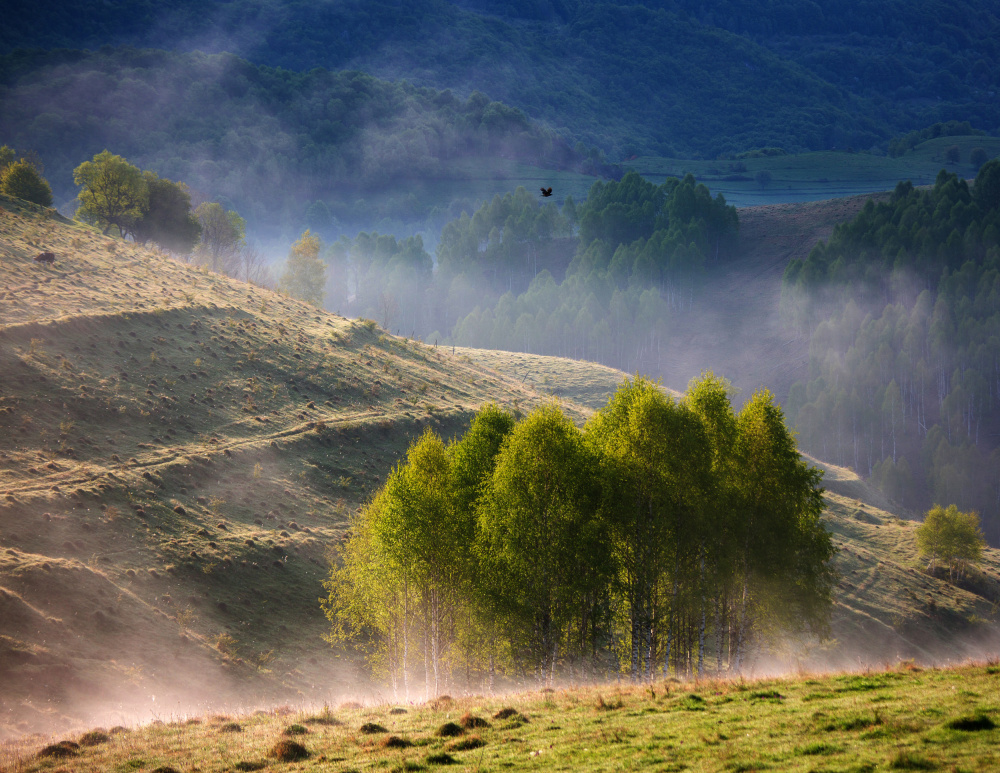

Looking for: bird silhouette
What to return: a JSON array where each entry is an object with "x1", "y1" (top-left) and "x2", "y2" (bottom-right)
[{"x1": 540, "y1": 187, "x2": 553, "y2": 197}]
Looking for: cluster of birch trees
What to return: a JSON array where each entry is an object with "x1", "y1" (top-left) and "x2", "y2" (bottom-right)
[{"x1": 323, "y1": 375, "x2": 835, "y2": 698}]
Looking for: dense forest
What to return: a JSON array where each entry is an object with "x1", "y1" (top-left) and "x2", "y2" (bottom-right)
[
  {"x1": 325, "y1": 378, "x2": 833, "y2": 694},
  {"x1": 0, "y1": 47, "x2": 595, "y2": 237},
  {"x1": 782, "y1": 161, "x2": 1000, "y2": 540},
  {"x1": 2, "y1": 1, "x2": 999, "y2": 161},
  {"x1": 447, "y1": 172, "x2": 738, "y2": 373}
]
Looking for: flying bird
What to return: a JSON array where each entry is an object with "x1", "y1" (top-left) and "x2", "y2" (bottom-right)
[{"x1": 540, "y1": 187, "x2": 553, "y2": 197}]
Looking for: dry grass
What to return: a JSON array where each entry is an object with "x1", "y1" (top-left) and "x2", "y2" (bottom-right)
[
  {"x1": 3, "y1": 662, "x2": 1000, "y2": 772},
  {"x1": 2, "y1": 193, "x2": 1000, "y2": 746}
]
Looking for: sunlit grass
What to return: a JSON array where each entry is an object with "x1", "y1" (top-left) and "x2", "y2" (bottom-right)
[{"x1": 4, "y1": 662, "x2": 1000, "y2": 772}]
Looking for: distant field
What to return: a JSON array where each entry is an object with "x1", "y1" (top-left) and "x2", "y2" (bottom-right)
[
  {"x1": 392, "y1": 136, "x2": 1000, "y2": 235},
  {"x1": 629, "y1": 135, "x2": 1000, "y2": 206}
]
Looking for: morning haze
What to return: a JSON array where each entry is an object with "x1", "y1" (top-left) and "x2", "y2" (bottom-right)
[{"x1": 2, "y1": 1, "x2": 1000, "y2": 770}]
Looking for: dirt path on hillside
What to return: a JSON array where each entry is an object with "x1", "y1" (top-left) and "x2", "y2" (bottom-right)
[{"x1": 660, "y1": 192, "x2": 889, "y2": 401}]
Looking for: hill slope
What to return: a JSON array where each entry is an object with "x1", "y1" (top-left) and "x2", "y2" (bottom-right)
[
  {"x1": 1, "y1": 194, "x2": 999, "y2": 740},
  {"x1": 3, "y1": 0, "x2": 999, "y2": 159}
]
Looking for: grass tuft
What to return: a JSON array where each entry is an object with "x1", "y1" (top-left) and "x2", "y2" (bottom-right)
[
  {"x1": 448, "y1": 735, "x2": 486, "y2": 751},
  {"x1": 36, "y1": 741, "x2": 79, "y2": 758},
  {"x1": 78, "y1": 729, "x2": 111, "y2": 746},
  {"x1": 459, "y1": 712, "x2": 490, "y2": 729},
  {"x1": 381, "y1": 735, "x2": 414, "y2": 749},
  {"x1": 888, "y1": 750, "x2": 937, "y2": 770},
  {"x1": 359, "y1": 722, "x2": 388, "y2": 734},
  {"x1": 945, "y1": 714, "x2": 996, "y2": 731},
  {"x1": 436, "y1": 721, "x2": 464, "y2": 737},
  {"x1": 269, "y1": 740, "x2": 309, "y2": 761},
  {"x1": 426, "y1": 752, "x2": 457, "y2": 765}
]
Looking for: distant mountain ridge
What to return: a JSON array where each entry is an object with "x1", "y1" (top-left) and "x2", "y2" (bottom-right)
[{"x1": 2, "y1": 0, "x2": 998, "y2": 159}]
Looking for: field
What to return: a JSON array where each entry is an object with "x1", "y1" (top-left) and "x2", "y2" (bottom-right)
[
  {"x1": 630, "y1": 136, "x2": 1000, "y2": 207},
  {"x1": 2, "y1": 190, "x2": 1000, "y2": 756},
  {"x1": 4, "y1": 662, "x2": 1000, "y2": 772}
]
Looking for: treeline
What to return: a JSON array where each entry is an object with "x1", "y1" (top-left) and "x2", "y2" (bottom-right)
[
  {"x1": 448, "y1": 172, "x2": 738, "y2": 373},
  {"x1": 0, "y1": 47, "x2": 589, "y2": 235},
  {"x1": 5, "y1": 1, "x2": 998, "y2": 161},
  {"x1": 782, "y1": 161, "x2": 1000, "y2": 538},
  {"x1": 324, "y1": 376, "x2": 834, "y2": 695}
]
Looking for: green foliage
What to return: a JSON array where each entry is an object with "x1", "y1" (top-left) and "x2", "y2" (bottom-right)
[
  {"x1": 327, "y1": 231, "x2": 433, "y2": 328},
  {"x1": 130, "y1": 172, "x2": 200, "y2": 253},
  {"x1": 888, "y1": 121, "x2": 985, "y2": 158},
  {"x1": 194, "y1": 202, "x2": 246, "y2": 273},
  {"x1": 476, "y1": 403, "x2": 610, "y2": 676},
  {"x1": 449, "y1": 173, "x2": 738, "y2": 373},
  {"x1": 0, "y1": 157, "x2": 52, "y2": 206},
  {"x1": 437, "y1": 186, "x2": 571, "y2": 281},
  {"x1": 326, "y1": 380, "x2": 831, "y2": 689},
  {"x1": 916, "y1": 504, "x2": 985, "y2": 581},
  {"x1": 975, "y1": 159, "x2": 1000, "y2": 213},
  {"x1": 8, "y1": 1, "x2": 999, "y2": 163},
  {"x1": 781, "y1": 167, "x2": 1000, "y2": 534},
  {"x1": 970, "y1": 147, "x2": 990, "y2": 171},
  {"x1": 73, "y1": 150, "x2": 146, "y2": 235},
  {"x1": 280, "y1": 229, "x2": 326, "y2": 307},
  {"x1": 0, "y1": 48, "x2": 585, "y2": 238}
]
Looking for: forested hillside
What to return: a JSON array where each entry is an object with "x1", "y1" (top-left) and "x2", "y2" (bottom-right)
[
  {"x1": 2, "y1": 1, "x2": 998, "y2": 160},
  {"x1": 783, "y1": 161, "x2": 1000, "y2": 540},
  {"x1": 447, "y1": 172, "x2": 738, "y2": 374},
  {"x1": 0, "y1": 48, "x2": 590, "y2": 236}
]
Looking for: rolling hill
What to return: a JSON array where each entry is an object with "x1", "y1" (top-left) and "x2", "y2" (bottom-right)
[
  {"x1": 2, "y1": 0, "x2": 999, "y2": 160},
  {"x1": 1, "y1": 191, "x2": 1000, "y2": 743}
]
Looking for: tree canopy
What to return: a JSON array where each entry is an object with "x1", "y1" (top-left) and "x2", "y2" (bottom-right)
[
  {"x1": 782, "y1": 166, "x2": 1000, "y2": 539},
  {"x1": 0, "y1": 157, "x2": 52, "y2": 206},
  {"x1": 280, "y1": 229, "x2": 326, "y2": 307},
  {"x1": 324, "y1": 377, "x2": 834, "y2": 696},
  {"x1": 916, "y1": 504, "x2": 985, "y2": 582}
]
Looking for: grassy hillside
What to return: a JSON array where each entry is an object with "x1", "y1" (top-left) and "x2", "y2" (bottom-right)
[
  {"x1": 1, "y1": 193, "x2": 1000, "y2": 744},
  {"x1": 6, "y1": 661, "x2": 1000, "y2": 771}
]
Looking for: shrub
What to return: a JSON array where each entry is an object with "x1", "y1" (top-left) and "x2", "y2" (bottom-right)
[{"x1": 1, "y1": 160, "x2": 53, "y2": 207}]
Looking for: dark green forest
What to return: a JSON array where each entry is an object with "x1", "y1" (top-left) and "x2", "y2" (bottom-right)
[
  {"x1": 325, "y1": 378, "x2": 833, "y2": 693},
  {"x1": 782, "y1": 161, "x2": 1000, "y2": 540},
  {"x1": 0, "y1": 47, "x2": 592, "y2": 236},
  {"x1": 2, "y1": 1, "x2": 998, "y2": 161}
]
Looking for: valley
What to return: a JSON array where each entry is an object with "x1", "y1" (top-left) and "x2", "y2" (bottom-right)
[{"x1": 2, "y1": 193, "x2": 999, "y2": 747}]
